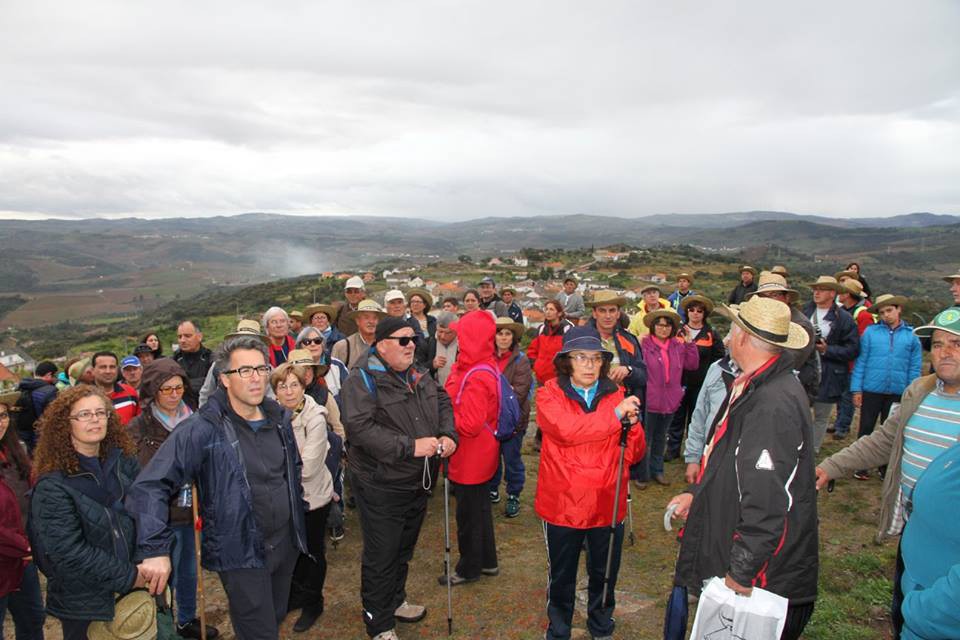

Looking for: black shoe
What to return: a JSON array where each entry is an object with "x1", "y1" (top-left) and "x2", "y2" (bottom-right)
[
  {"x1": 853, "y1": 470, "x2": 870, "y2": 481},
  {"x1": 346, "y1": 495, "x2": 357, "y2": 509},
  {"x1": 177, "y1": 619, "x2": 220, "y2": 640},
  {"x1": 329, "y1": 526, "x2": 344, "y2": 542},
  {"x1": 437, "y1": 572, "x2": 479, "y2": 586},
  {"x1": 293, "y1": 604, "x2": 323, "y2": 633}
]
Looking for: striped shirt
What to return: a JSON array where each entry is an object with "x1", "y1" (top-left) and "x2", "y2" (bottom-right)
[{"x1": 900, "y1": 381, "x2": 960, "y2": 504}]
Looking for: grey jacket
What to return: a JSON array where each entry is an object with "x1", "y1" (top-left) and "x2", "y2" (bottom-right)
[
  {"x1": 819, "y1": 373, "x2": 938, "y2": 543},
  {"x1": 683, "y1": 357, "x2": 737, "y2": 464}
]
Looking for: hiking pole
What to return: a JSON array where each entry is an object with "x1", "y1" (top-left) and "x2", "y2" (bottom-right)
[
  {"x1": 442, "y1": 456, "x2": 454, "y2": 635},
  {"x1": 602, "y1": 416, "x2": 632, "y2": 607},
  {"x1": 626, "y1": 485, "x2": 635, "y2": 546},
  {"x1": 192, "y1": 484, "x2": 207, "y2": 640}
]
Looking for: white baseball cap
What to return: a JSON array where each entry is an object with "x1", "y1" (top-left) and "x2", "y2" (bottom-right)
[
  {"x1": 345, "y1": 275, "x2": 365, "y2": 290},
  {"x1": 384, "y1": 289, "x2": 405, "y2": 302}
]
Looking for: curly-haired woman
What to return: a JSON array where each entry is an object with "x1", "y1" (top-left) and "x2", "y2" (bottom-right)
[{"x1": 29, "y1": 386, "x2": 144, "y2": 640}]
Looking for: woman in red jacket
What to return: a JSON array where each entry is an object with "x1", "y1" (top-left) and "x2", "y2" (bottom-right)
[
  {"x1": 528, "y1": 299, "x2": 574, "y2": 449},
  {"x1": 535, "y1": 327, "x2": 644, "y2": 640},
  {"x1": 441, "y1": 310, "x2": 501, "y2": 586}
]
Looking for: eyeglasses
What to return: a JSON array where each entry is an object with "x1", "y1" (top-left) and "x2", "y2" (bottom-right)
[
  {"x1": 381, "y1": 336, "x2": 418, "y2": 347},
  {"x1": 687, "y1": 307, "x2": 705, "y2": 313},
  {"x1": 570, "y1": 353, "x2": 604, "y2": 366},
  {"x1": 157, "y1": 384, "x2": 184, "y2": 396},
  {"x1": 277, "y1": 380, "x2": 302, "y2": 391},
  {"x1": 0, "y1": 412, "x2": 9, "y2": 421},
  {"x1": 300, "y1": 338, "x2": 324, "y2": 346},
  {"x1": 222, "y1": 365, "x2": 272, "y2": 379},
  {"x1": 70, "y1": 409, "x2": 109, "y2": 422}
]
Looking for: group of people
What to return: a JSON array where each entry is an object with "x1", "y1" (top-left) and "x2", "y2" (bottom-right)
[{"x1": 1, "y1": 263, "x2": 959, "y2": 640}]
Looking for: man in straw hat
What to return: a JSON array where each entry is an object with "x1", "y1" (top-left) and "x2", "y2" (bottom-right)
[
  {"x1": 331, "y1": 300, "x2": 386, "y2": 369},
  {"x1": 627, "y1": 284, "x2": 670, "y2": 338},
  {"x1": 665, "y1": 296, "x2": 817, "y2": 640},
  {"x1": 727, "y1": 265, "x2": 758, "y2": 305},
  {"x1": 289, "y1": 309, "x2": 303, "y2": 335},
  {"x1": 802, "y1": 276, "x2": 860, "y2": 453},
  {"x1": 340, "y1": 315, "x2": 457, "y2": 640},
  {"x1": 771, "y1": 265, "x2": 790, "y2": 279},
  {"x1": 586, "y1": 290, "x2": 647, "y2": 401},
  {"x1": 667, "y1": 273, "x2": 697, "y2": 323},
  {"x1": 500, "y1": 287, "x2": 524, "y2": 324},
  {"x1": 847, "y1": 294, "x2": 922, "y2": 480},
  {"x1": 745, "y1": 272, "x2": 819, "y2": 402},
  {"x1": 816, "y1": 307, "x2": 960, "y2": 637}
]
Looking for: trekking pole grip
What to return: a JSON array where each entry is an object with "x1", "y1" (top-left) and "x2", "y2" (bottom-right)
[{"x1": 619, "y1": 416, "x2": 632, "y2": 446}]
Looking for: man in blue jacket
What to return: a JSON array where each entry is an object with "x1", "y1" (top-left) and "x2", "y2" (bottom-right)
[
  {"x1": 128, "y1": 336, "x2": 309, "y2": 640},
  {"x1": 802, "y1": 276, "x2": 860, "y2": 454},
  {"x1": 850, "y1": 294, "x2": 922, "y2": 479}
]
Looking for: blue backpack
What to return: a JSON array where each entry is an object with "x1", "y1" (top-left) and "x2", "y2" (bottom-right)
[{"x1": 454, "y1": 364, "x2": 521, "y2": 441}]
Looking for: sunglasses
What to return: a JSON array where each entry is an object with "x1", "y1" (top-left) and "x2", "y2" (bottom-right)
[
  {"x1": 300, "y1": 338, "x2": 324, "y2": 346},
  {"x1": 381, "y1": 336, "x2": 418, "y2": 347}
]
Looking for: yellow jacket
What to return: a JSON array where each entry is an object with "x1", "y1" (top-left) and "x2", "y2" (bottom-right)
[{"x1": 627, "y1": 298, "x2": 670, "y2": 337}]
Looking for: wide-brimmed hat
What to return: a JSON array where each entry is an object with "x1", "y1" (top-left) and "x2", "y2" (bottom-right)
[
  {"x1": 585, "y1": 290, "x2": 628, "y2": 308},
  {"x1": 88, "y1": 590, "x2": 156, "y2": 640},
  {"x1": 739, "y1": 265, "x2": 758, "y2": 276},
  {"x1": 224, "y1": 319, "x2": 269, "y2": 343},
  {"x1": 302, "y1": 303, "x2": 336, "y2": 324},
  {"x1": 406, "y1": 288, "x2": 434, "y2": 308},
  {"x1": 286, "y1": 349, "x2": 317, "y2": 367},
  {"x1": 639, "y1": 283, "x2": 662, "y2": 295},
  {"x1": 348, "y1": 299, "x2": 387, "y2": 320},
  {"x1": 500, "y1": 286, "x2": 517, "y2": 296},
  {"x1": 289, "y1": 309, "x2": 302, "y2": 320},
  {"x1": 643, "y1": 308, "x2": 683, "y2": 331},
  {"x1": 553, "y1": 326, "x2": 614, "y2": 362},
  {"x1": 494, "y1": 316, "x2": 524, "y2": 339},
  {"x1": 942, "y1": 270, "x2": 960, "y2": 283},
  {"x1": 834, "y1": 270, "x2": 861, "y2": 282},
  {"x1": 842, "y1": 279, "x2": 865, "y2": 298},
  {"x1": 771, "y1": 265, "x2": 789, "y2": 277},
  {"x1": 806, "y1": 275, "x2": 844, "y2": 292},
  {"x1": 872, "y1": 294, "x2": 908, "y2": 311},
  {"x1": 913, "y1": 307, "x2": 960, "y2": 339},
  {"x1": 680, "y1": 295, "x2": 715, "y2": 316},
  {"x1": 676, "y1": 272, "x2": 694, "y2": 283},
  {"x1": 0, "y1": 390, "x2": 19, "y2": 407},
  {"x1": 716, "y1": 297, "x2": 810, "y2": 350},
  {"x1": 745, "y1": 272, "x2": 799, "y2": 303}
]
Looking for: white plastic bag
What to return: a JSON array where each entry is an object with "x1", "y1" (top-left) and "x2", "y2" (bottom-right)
[{"x1": 688, "y1": 576, "x2": 788, "y2": 640}]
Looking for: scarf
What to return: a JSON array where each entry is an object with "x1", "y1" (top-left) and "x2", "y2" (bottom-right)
[
  {"x1": 652, "y1": 335, "x2": 672, "y2": 384},
  {"x1": 151, "y1": 401, "x2": 194, "y2": 432}
]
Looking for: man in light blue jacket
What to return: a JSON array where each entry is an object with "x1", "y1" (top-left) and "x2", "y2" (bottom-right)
[{"x1": 850, "y1": 294, "x2": 922, "y2": 479}]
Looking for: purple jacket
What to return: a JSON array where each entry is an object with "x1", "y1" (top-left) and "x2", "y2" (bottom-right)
[{"x1": 641, "y1": 336, "x2": 699, "y2": 414}]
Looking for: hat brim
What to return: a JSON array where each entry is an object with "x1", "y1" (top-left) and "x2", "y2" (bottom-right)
[
  {"x1": 553, "y1": 348, "x2": 615, "y2": 364},
  {"x1": 680, "y1": 295, "x2": 715, "y2": 316},
  {"x1": 643, "y1": 309, "x2": 682, "y2": 330},
  {"x1": 716, "y1": 304, "x2": 810, "y2": 350},
  {"x1": 745, "y1": 288, "x2": 799, "y2": 304},
  {"x1": 405, "y1": 288, "x2": 434, "y2": 308},
  {"x1": 585, "y1": 297, "x2": 628, "y2": 308},
  {"x1": 303, "y1": 304, "x2": 336, "y2": 323},
  {"x1": 873, "y1": 295, "x2": 908, "y2": 310},
  {"x1": 942, "y1": 274, "x2": 960, "y2": 283},
  {"x1": 495, "y1": 321, "x2": 525, "y2": 338},
  {"x1": 805, "y1": 282, "x2": 844, "y2": 293},
  {"x1": 224, "y1": 330, "x2": 269, "y2": 344},
  {"x1": 348, "y1": 308, "x2": 387, "y2": 321}
]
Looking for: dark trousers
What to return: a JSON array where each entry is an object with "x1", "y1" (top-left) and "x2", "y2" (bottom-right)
[
  {"x1": 544, "y1": 521, "x2": 624, "y2": 640},
  {"x1": 663, "y1": 586, "x2": 814, "y2": 640},
  {"x1": 59, "y1": 618, "x2": 91, "y2": 640},
  {"x1": 452, "y1": 481, "x2": 498, "y2": 578},
  {"x1": 892, "y1": 540, "x2": 904, "y2": 638},
  {"x1": 288, "y1": 502, "x2": 332, "y2": 612},
  {"x1": 858, "y1": 391, "x2": 900, "y2": 439},
  {"x1": 666, "y1": 388, "x2": 698, "y2": 458},
  {"x1": 488, "y1": 431, "x2": 526, "y2": 496},
  {"x1": 834, "y1": 387, "x2": 855, "y2": 436},
  {"x1": 217, "y1": 529, "x2": 299, "y2": 640},
  {"x1": 631, "y1": 411, "x2": 672, "y2": 481},
  {"x1": 352, "y1": 477, "x2": 428, "y2": 638},
  {"x1": 0, "y1": 562, "x2": 45, "y2": 640}
]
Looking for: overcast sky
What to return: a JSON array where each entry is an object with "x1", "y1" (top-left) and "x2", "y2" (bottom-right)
[{"x1": 1, "y1": 1, "x2": 958, "y2": 220}]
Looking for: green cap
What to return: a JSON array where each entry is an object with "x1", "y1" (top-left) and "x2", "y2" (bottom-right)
[{"x1": 913, "y1": 307, "x2": 960, "y2": 338}]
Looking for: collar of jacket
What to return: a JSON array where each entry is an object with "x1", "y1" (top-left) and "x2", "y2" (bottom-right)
[
  {"x1": 540, "y1": 319, "x2": 572, "y2": 337},
  {"x1": 361, "y1": 350, "x2": 424, "y2": 390},
  {"x1": 202, "y1": 387, "x2": 286, "y2": 427},
  {"x1": 557, "y1": 374, "x2": 619, "y2": 413},
  {"x1": 730, "y1": 353, "x2": 794, "y2": 407},
  {"x1": 685, "y1": 322, "x2": 716, "y2": 347},
  {"x1": 587, "y1": 319, "x2": 639, "y2": 356}
]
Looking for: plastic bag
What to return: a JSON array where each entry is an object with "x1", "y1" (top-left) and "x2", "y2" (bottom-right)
[{"x1": 688, "y1": 577, "x2": 788, "y2": 640}]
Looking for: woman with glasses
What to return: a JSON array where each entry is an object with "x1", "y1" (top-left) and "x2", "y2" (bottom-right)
[
  {"x1": 406, "y1": 289, "x2": 437, "y2": 341},
  {"x1": 0, "y1": 391, "x2": 44, "y2": 640},
  {"x1": 535, "y1": 326, "x2": 644, "y2": 640},
  {"x1": 638, "y1": 309, "x2": 699, "y2": 488},
  {"x1": 29, "y1": 386, "x2": 145, "y2": 640},
  {"x1": 270, "y1": 362, "x2": 334, "y2": 633},
  {"x1": 302, "y1": 304, "x2": 346, "y2": 360},
  {"x1": 295, "y1": 326, "x2": 349, "y2": 413},
  {"x1": 127, "y1": 359, "x2": 219, "y2": 640}
]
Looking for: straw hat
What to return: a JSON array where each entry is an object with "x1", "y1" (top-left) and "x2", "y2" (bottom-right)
[
  {"x1": 739, "y1": 265, "x2": 758, "y2": 277},
  {"x1": 745, "y1": 272, "x2": 798, "y2": 303},
  {"x1": 643, "y1": 308, "x2": 683, "y2": 331},
  {"x1": 500, "y1": 286, "x2": 517, "y2": 297},
  {"x1": 302, "y1": 303, "x2": 336, "y2": 324},
  {"x1": 347, "y1": 299, "x2": 387, "y2": 320},
  {"x1": 680, "y1": 294, "x2": 715, "y2": 316},
  {"x1": 88, "y1": 590, "x2": 156, "y2": 640},
  {"x1": 842, "y1": 279, "x2": 865, "y2": 298},
  {"x1": 494, "y1": 316, "x2": 524, "y2": 339},
  {"x1": 585, "y1": 290, "x2": 628, "y2": 308},
  {"x1": 676, "y1": 272, "x2": 694, "y2": 284},
  {"x1": 873, "y1": 294, "x2": 908, "y2": 310},
  {"x1": 406, "y1": 288, "x2": 434, "y2": 308},
  {"x1": 771, "y1": 265, "x2": 789, "y2": 277},
  {"x1": 942, "y1": 270, "x2": 960, "y2": 283},
  {"x1": 224, "y1": 319, "x2": 269, "y2": 343},
  {"x1": 834, "y1": 270, "x2": 861, "y2": 282},
  {"x1": 286, "y1": 348, "x2": 317, "y2": 367},
  {"x1": 639, "y1": 283, "x2": 662, "y2": 295},
  {"x1": 805, "y1": 275, "x2": 844, "y2": 292},
  {"x1": 716, "y1": 297, "x2": 810, "y2": 350},
  {"x1": 289, "y1": 309, "x2": 302, "y2": 320}
]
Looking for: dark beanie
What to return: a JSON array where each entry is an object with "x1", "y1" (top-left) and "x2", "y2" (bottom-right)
[{"x1": 375, "y1": 317, "x2": 413, "y2": 343}]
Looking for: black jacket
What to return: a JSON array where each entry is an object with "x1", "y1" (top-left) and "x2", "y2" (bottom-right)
[
  {"x1": 681, "y1": 323, "x2": 725, "y2": 392},
  {"x1": 126, "y1": 389, "x2": 308, "y2": 571},
  {"x1": 801, "y1": 302, "x2": 860, "y2": 402},
  {"x1": 341, "y1": 348, "x2": 457, "y2": 492},
  {"x1": 29, "y1": 448, "x2": 139, "y2": 621},
  {"x1": 172, "y1": 346, "x2": 213, "y2": 407},
  {"x1": 727, "y1": 282, "x2": 758, "y2": 305},
  {"x1": 674, "y1": 354, "x2": 818, "y2": 604}
]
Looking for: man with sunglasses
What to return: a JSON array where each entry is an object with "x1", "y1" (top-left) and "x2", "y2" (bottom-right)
[
  {"x1": 341, "y1": 316, "x2": 457, "y2": 640},
  {"x1": 128, "y1": 336, "x2": 309, "y2": 640}
]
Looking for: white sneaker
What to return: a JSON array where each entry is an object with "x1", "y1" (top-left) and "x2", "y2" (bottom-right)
[
  {"x1": 394, "y1": 600, "x2": 426, "y2": 623},
  {"x1": 372, "y1": 630, "x2": 400, "y2": 640}
]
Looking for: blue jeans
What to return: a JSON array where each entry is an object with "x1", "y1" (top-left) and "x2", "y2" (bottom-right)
[
  {"x1": 0, "y1": 561, "x2": 45, "y2": 640},
  {"x1": 631, "y1": 412, "x2": 672, "y2": 481},
  {"x1": 833, "y1": 387, "x2": 854, "y2": 436},
  {"x1": 488, "y1": 431, "x2": 526, "y2": 496},
  {"x1": 171, "y1": 524, "x2": 198, "y2": 625}
]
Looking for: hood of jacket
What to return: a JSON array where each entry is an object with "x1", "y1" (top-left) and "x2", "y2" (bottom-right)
[
  {"x1": 139, "y1": 357, "x2": 190, "y2": 406},
  {"x1": 453, "y1": 310, "x2": 496, "y2": 368}
]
